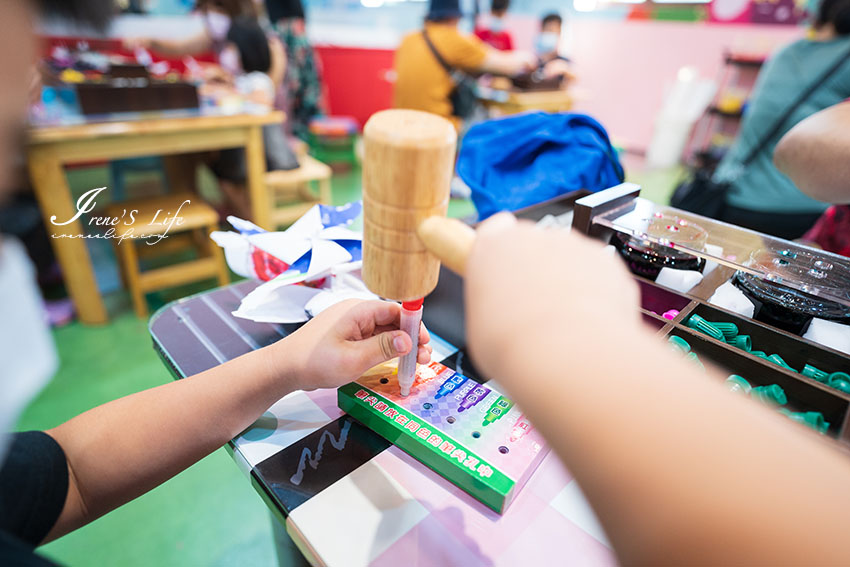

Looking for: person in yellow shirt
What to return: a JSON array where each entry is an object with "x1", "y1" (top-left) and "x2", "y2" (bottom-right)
[{"x1": 393, "y1": 0, "x2": 535, "y2": 130}]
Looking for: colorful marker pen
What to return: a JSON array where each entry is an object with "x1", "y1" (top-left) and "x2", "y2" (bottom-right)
[
  {"x1": 457, "y1": 384, "x2": 491, "y2": 412},
  {"x1": 453, "y1": 381, "x2": 475, "y2": 401},
  {"x1": 482, "y1": 396, "x2": 514, "y2": 427},
  {"x1": 397, "y1": 298, "x2": 423, "y2": 397},
  {"x1": 435, "y1": 373, "x2": 467, "y2": 399},
  {"x1": 509, "y1": 414, "x2": 533, "y2": 442}
]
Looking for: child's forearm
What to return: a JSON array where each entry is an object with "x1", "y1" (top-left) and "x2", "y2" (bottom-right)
[
  {"x1": 148, "y1": 33, "x2": 211, "y2": 57},
  {"x1": 40, "y1": 298, "x2": 430, "y2": 543},
  {"x1": 774, "y1": 102, "x2": 850, "y2": 204},
  {"x1": 496, "y1": 331, "x2": 850, "y2": 565},
  {"x1": 44, "y1": 340, "x2": 296, "y2": 541}
]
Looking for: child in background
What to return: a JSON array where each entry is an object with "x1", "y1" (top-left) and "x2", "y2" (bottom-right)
[
  {"x1": 264, "y1": 0, "x2": 326, "y2": 141},
  {"x1": 474, "y1": 0, "x2": 514, "y2": 51},
  {"x1": 221, "y1": 18, "x2": 278, "y2": 106},
  {"x1": 210, "y1": 17, "x2": 299, "y2": 218},
  {"x1": 535, "y1": 12, "x2": 574, "y2": 84},
  {"x1": 535, "y1": 12, "x2": 563, "y2": 62}
]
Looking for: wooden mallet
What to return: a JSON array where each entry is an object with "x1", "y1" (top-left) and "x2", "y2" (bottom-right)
[{"x1": 362, "y1": 109, "x2": 476, "y2": 395}]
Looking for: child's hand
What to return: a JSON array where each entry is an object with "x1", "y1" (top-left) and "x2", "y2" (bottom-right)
[
  {"x1": 279, "y1": 299, "x2": 432, "y2": 391},
  {"x1": 465, "y1": 213, "x2": 640, "y2": 384}
]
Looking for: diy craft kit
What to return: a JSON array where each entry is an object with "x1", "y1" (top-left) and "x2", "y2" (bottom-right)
[{"x1": 338, "y1": 361, "x2": 548, "y2": 514}]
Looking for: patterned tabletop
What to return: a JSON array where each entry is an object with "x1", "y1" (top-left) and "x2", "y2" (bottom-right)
[{"x1": 148, "y1": 196, "x2": 616, "y2": 566}]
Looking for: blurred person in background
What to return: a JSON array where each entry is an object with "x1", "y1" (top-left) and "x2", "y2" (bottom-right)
[
  {"x1": 709, "y1": 0, "x2": 850, "y2": 239},
  {"x1": 263, "y1": 0, "x2": 325, "y2": 140},
  {"x1": 535, "y1": 12, "x2": 564, "y2": 63},
  {"x1": 474, "y1": 0, "x2": 514, "y2": 51},
  {"x1": 211, "y1": 17, "x2": 300, "y2": 218},
  {"x1": 125, "y1": 0, "x2": 287, "y2": 220},
  {"x1": 126, "y1": 0, "x2": 259, "y2": 59},
  {"x1": 774, "y1": 102, "x2": 850, "y2": 257},
  {"x1": 532, "y1": 12, "x2": 573, "y2": 85},
  {"x1": 125, "y1": 0, "x2": 285, "y2": 88},
  {"x1": 393, "y1": 0, "x2": 536, "y2": 130}
]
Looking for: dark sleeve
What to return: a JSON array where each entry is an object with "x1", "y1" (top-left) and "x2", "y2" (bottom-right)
[{"x1": 0, "y1": 432, "x2": 68, "y2": 546}]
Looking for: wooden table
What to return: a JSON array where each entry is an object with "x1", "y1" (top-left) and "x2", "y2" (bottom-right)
[
  {"x1": 26, "y1": 109, "x2": 283, "y2": 325},
  {"x1": 479, "y1": 89, "x2": 572, "y2": 116}
]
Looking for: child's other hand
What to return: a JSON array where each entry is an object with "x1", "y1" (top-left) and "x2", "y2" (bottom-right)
[
  {"x1": 465, "y1": 213, "x2": 640, "y2": 384},
  {"x1": 280, "y1": 299, "x2": 432, "y2": 391}
]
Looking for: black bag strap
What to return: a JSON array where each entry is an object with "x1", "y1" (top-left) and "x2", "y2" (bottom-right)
[
  {"x1": 422, "y1": 28, "x2": 454, "y2": 76},
  {"x1": 739, "y1": 42, "x2": 850, "y2": 167},
  {"x1": 422, "y1": 28, "x2": 474, "y2": 84}
]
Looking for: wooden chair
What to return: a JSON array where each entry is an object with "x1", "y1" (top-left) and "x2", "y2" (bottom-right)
[
  {"x1": 264, "y1": 154, "x2": 332, "y2": 228},
  {"x1": 105, "y1": 194, "x2": 229, "y2": 317}
]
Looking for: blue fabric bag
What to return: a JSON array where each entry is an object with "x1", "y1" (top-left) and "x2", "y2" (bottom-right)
[{"x1": 457, "y1": 112, "x2": 625, "y2": 220}]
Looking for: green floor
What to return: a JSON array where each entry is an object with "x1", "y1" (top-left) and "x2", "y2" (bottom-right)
[{"x1": 15, "y1": 157, "x2": 678, "y2": 566}]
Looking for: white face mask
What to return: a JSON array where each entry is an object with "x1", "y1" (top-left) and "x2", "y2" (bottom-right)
[
  {"x1": 535, "y1": 31, "x2": 560, "y2": 56},
  {"x1": 219, "y1": 46, "x2": 242, "y2": 75},
  {"x1": 0, "y1": 237, "x2": 58, "y2": 465},
  {"x1": 205, "y1": 10, "x2": 232, "y2": 42}
]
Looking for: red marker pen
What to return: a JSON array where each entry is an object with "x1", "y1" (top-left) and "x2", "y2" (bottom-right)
[{"x1": 397, "y1": 298, "x2": 424, "y2": 396}]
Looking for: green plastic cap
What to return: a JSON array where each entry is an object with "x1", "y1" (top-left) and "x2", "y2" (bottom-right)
[
  {"x1": 729, "y1": 335, "x2": 752, "y2": 352},
  {"x1": 668, "y1": 335, "x2": 691, "y2": 354},
  {"x1": 750, "y1": 350, "x2": 768, "y2": 359},
  {"x1": 802, "y1": 364, "x2": 829, "y2": 383},
  {"x1": 751, "y1": 384, "x2": 787, "y2": 406},
  {"x1": 767, "y1": 354, "x2": 796, "y2": 372},
  {"x1": 828, "y1": 373, "x2": 850, "y2": 394},
  {"x1": 712, "y1": 322, "x2": 739, "y2": 340},
  {"x1": 780, "y1": 409, "x2": 829, "y2": 434},
  {"x1": 725, "y1": 375, "x2": 752, "y2": 394},
  {"x1": 686, "y1": 351, "x2": 705, "y2": 372},
  {"x1": 686, "y1": 314, "x2": 726, "y2": 342}
]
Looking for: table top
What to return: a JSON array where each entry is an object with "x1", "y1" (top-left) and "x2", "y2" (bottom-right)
[
  {"x1": 149, "y1": 279, "x2": 616, "y2": 567},
  {"x1": 27, "y1": 106, "x2": 284, "y2": 145},
  {"x1": 478, "y1": 87, "x2": 571, "y2": 104}
]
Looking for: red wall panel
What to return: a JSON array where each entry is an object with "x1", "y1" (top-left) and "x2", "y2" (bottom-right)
[{"x1": 314, "y1": 45, "x2": 395, "y2": 128}]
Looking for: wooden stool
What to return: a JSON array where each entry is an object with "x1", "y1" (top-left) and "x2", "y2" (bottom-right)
[
  {"x1": 264, "y1": 155, "x2": 333, "y2": 228},
  {"x1": 105, "y1": 194, "x2": 229, "y2": 317}
]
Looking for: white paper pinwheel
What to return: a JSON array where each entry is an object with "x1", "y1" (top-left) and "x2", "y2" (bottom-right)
[{"x1": 210, "y1": 202, "x2": 377, "y2": 323}]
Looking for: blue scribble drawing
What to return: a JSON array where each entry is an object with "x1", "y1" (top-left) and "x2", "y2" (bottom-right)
[{"x1": 289, "y1": 420, "x2": 352, "y2": 486}]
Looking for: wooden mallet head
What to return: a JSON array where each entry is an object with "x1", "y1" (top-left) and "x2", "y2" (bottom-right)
[{"x1": 362, "y1": 109, "x2": 459, "y2": 301}]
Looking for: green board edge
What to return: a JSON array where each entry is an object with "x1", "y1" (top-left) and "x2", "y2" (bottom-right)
[{"x1": 338, "y1": 382, "x2": 515, "y2": 513}]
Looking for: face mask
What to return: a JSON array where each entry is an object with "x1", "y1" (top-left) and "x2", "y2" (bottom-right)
[
  {"x1": 219, "y1": 46, "x2": 242, "y2": 75},
  {"x1": 205, "y1": 11, "x2": 232, "y2": 42},
  {"x1": 490, "y1": 17, "x2": 505, "y2": 33},
  {"x1": 535, "y1": 31, "x2": 560, "y2": 55},
  {"x1": 0, "y1": 237, "x2": 58, "y2": 465}
]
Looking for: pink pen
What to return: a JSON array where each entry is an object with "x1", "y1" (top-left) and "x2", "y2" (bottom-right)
[
  {"x1": 397, "y1": 298, "x2": 423, "y2": 397},
  {"x1": 510, "y1": 414, "x2": 534, "y2": 443}
]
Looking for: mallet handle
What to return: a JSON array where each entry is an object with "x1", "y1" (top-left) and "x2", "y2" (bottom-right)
[{"x1": 417, "y1": 217, "x2": 476, "y2": 276}]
